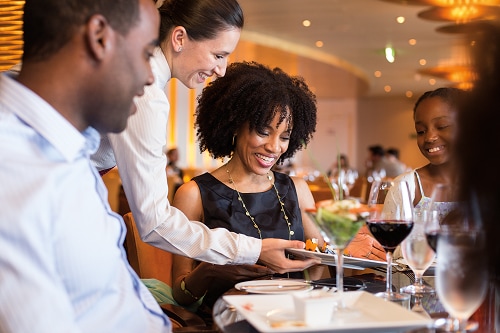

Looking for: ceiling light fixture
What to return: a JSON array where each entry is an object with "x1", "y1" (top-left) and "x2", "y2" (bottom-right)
[
  {"x1": 381, "y1": 0, "x2": 500, "y2": 5},
  {"x1": 435, "y1": 20, "x2": 492, "y2": 33},
  {"x1": 302, "y1": 19, "x2": 311, "y2": 27},
  {"x1": 418, "y1": 4, "x2": 500, "y2": 22},
  {"x1": 415, "y1": 0, "x2": 500, "y2": 5},
  {"x1": 418, "y1": 64, "x2": 477, "y2": 87},
  {"x1": 385, "y1": 45, "x2": 395, "y2": 63}
]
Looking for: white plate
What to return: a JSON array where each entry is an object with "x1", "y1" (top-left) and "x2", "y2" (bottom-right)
[
  {"x1": 286, "y1": 248, "x2": 389, "y2": 270},
  {"x1": 235, "y1": 280, "x2": 314, "y2": 294},
  {"x1": 223, "y1": 291, "x2": 433, "y2": 332}
]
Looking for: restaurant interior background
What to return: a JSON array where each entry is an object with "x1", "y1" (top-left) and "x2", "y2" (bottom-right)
[{"x1": 2, "y1": 0, "x2": 488, "y2": 209}]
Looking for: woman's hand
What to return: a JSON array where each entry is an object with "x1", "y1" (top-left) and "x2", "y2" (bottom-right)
[{"x1": 344, "y1": 225, "x2": 386, "y2": 261}]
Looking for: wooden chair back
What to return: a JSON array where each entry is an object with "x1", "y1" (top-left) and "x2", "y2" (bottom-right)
[
  {"x1": 123, "y1": 213, "x2": 216, "y2": 331},
  {"x1": 123, "y1": 212, "x2": 173, "y2": 285}
]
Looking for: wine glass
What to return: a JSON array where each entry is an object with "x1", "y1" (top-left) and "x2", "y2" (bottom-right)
[
  {"x1": 424, "y1": 183, "x2": 458, "y2": 253},
  {"x1": 436, "y1": 215, "x2": 488, "y2": 333},
  {"x1": 411, "y1": 293, "x2": 431, "y2": 319},
  {"x1": 307, "y1": 200, "x2": 365, "y2": 314},
  {"x1": 400, "y1": 208, "x2": 436, "y2": 295},
  {"x1": 366, "y1": 179, "x2": 414, "y2": 306}
]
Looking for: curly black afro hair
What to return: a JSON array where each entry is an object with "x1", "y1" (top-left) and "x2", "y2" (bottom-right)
[{"x1": 195, "y1": 61, "x2": 317, "y2": 164}]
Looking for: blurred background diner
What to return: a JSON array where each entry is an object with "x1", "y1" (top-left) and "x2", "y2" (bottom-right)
[{"x1": 166, "y1": 147, "x2": 185, "y2": 200}]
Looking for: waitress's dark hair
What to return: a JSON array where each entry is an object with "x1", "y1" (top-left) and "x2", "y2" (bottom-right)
[{"x1": 158, "y1": 0, "x2": 243, "y2": 43}]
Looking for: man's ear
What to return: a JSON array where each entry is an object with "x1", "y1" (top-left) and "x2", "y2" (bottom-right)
[{"x1": 85, "y1": 14, "x2": 112, "y2": 61}]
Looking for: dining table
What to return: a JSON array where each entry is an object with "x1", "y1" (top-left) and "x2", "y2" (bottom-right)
[{"x1": 211, "y1": 269, "x2": 497, "y2": 333}]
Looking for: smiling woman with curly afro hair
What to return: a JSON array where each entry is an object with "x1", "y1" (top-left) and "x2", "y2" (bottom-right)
[
  {"x1": 170, "y1": 61, "x2": 325, "y2": 323},
  {"x1": 195, "y1": 61, "x2": 317, "y2": 163}
]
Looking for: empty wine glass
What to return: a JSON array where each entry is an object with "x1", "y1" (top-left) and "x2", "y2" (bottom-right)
[
  {"x1": 436, "y1": 214, "x2": 488, "y2": 333},
  {"x1": 400, "y1": 209, "x2": 436, "y2": 295},
  {"x1": 366, "y1": 179, "x2": 414, "y2": 306}
]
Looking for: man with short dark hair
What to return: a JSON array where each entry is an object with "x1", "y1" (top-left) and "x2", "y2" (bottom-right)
[{"x1": 0, "y1": 0, "x2": 171, "y2": 332}]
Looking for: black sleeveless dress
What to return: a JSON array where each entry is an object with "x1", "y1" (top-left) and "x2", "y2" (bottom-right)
[
  {"x1": 192, "y1": 172, "x2": 306, "y2": 321},
  {"x1": 193, "y1": 171, "x2": 305, "y2": 241}
]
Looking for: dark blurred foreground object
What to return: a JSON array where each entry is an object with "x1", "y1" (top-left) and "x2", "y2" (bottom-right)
[{"x1": 454, "y1": 22, "x2": 500, "y2": 331}]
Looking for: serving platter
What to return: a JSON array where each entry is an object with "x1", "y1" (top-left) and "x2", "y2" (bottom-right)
[{"x1": 286, "y1": 248, "x2": 391, "y2": 270}]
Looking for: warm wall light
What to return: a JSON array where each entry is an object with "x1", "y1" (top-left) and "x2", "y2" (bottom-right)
[
  {"x1": 419, "y1": 58, "x2": 427, "y2": 65},
  {"x1": 384, "y1": 85, "x2": 392, "y2": 92},
  {"x1": 0, "y1": 1, "x2": 25, "y2": 72},
  {"x1": 374, "y1": 70, "x2": 382, "y2": 77},
  {"x1": 408, "y1": 38, "x2": 417, "y2": 45},
  {"x1": 302, "y1": 19, "x2": 311, "y2": 27},
  {"x1": 315, "y1": 40, "x2": 324, "y2": 48},
  {"x1": 396, "y1": 16, "x2": 406, "y2": 23},
  {"x1": 406, "y1": 90, "x2": 414, "y2": 98}
]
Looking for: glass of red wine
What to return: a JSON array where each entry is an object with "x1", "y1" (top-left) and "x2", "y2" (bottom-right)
[{"x1": 366, "y1": 179, "x2": 414, "y2": 305}]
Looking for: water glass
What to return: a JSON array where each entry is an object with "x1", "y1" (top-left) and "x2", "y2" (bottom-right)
[
  {"x1": 436, "y1": 224, "x2": 488, "y2": 332},
  {"x1": 400, "y1": 209, "x2": 435, "y2": 295}
]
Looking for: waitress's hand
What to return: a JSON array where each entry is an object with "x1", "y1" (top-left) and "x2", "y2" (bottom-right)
[{"x1": 259, "y1": 239, "x2": 320, "y2": 274}]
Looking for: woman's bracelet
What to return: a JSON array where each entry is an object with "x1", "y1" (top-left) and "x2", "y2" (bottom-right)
[{"x1": 180, "y1": 276, "x2": 206, "y2": 301}]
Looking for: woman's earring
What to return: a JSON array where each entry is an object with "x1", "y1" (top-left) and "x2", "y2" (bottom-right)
[
  {"x1": 232, "y1": 135, "x2": 236, "y2": 147},
  {"x1": 177, "y1": 47, "x2": 182, "y2": 52}
]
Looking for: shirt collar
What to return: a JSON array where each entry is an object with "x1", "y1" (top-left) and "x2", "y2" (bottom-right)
[
  {"x1": 0, "y1": 73, "x2": 100, "y2": 161},
  {"x1": 151, "y1": 47, "x2": 172, "y2": 89}
]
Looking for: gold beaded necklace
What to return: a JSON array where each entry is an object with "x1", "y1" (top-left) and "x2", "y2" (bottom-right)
[{"x1": 226, "y1": 168, "x2": 293, "y2": 240}]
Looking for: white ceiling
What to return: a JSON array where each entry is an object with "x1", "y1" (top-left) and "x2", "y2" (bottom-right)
[{"x1": 236, "y1": 0, "x2": 473, "y2": 98}]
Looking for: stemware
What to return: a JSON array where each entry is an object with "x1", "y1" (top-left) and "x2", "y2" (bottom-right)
[
  {"x1": 424, "y1": 183, "x2": 458, "y2": 253},
  {"x1": 436, "y1": 219, "x2": 488, "y2": 332},
  {"x1": 400, "y1": 209, "x2": 436, "y2": 295},
  {"x1": 411, "y1": 293, "x2": 431, "y2": 318},
  {"x1": 307, "y1": 199, "x2": 365, "y2": 313},
  {"x1": 366, "y1": 180, "x2": 414, "y2": 306}
]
